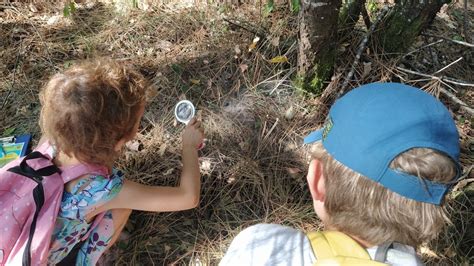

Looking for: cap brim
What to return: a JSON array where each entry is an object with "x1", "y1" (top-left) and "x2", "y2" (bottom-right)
[{"x1": 304, "y1": 129, "x2": 323, "y2": 144}]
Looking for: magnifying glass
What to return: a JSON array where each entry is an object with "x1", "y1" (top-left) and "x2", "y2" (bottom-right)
[
  {"x1": 174, "y1": 100, "x2": 205, "y2": 149},
  {"x1": 174, "y1": 100, "x2": 195, "y2": 124}
]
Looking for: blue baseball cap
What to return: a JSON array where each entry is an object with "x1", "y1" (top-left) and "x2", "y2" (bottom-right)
[{"x1": 304, "y1": 83, "x2": 461, "y2": 205}]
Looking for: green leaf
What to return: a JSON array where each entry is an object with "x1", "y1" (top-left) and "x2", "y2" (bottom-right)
[
  {"x1": 291, "y1": 0, "x2": 300, "y2": 13},
  {"x1": 63, "y1": 5, "x2": 70, "y2": 17},
  {"x1": 69, "y1": 2, "x2": 76, "y2": 13},
  {"x1": 264, "y1": 0, "x2": 274, "y2": 16},
  {"x1": 171, "y1": 64, "x2": 183, "y2": 74},
  {"x1": 453, "y1": 35, "x2": 464, "y2": 41},
  {"x1": 63, "y1": 60, "x2": 74, "y2": 68},
  {"x1": 3, "y1": 127, "x2": 16, "y2": 136},
  {"x1": 63, "y1": 2, "x2": 76, "y2": 17},
  {"x1": 269, "y1": 55, "x2": 288, "y2": 63},
  {"x1": 367, "y1": 0, "x2": 378, "y2": 14}
]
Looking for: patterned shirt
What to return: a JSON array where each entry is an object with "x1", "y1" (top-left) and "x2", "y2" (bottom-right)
[{"x1": 48, "y1": 170, "x2": 124, "y2": 265}]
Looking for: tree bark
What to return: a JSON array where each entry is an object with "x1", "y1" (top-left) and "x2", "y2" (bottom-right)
[
  {"x1": 374, "y1": 0, "x2": 449, "y2": 54},
  {"x1": 297, "y1": 0, "x2": 342, "y2": 95}
]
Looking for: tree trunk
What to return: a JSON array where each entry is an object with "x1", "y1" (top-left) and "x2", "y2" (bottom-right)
[
  {"x1": 297, "y1": 0, "x2": 342, "y2": 95},
  {"x1": 375, "y1": 0, "x2": 448, "y2": 54}
]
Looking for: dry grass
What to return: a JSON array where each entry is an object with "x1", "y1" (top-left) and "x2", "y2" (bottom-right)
[{"x1": 0, "y1": 1, "x2": 472, "y2": 265}]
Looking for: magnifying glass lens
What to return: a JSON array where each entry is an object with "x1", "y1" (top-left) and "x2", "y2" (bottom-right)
[{"x1": 177, "y1": 103, "x2": 193, "y2": 120}]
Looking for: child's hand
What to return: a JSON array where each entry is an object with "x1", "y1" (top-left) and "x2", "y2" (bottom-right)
[{"x1": 182, "y1": 118, "x2": 204, "y2": 149}]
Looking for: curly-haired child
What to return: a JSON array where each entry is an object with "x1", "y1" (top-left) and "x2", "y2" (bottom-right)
[{"x1": 38, "y1": 60, "x2": 204, "y2": 265}]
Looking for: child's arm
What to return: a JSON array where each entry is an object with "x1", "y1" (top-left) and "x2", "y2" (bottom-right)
[{"x1": 93, "y1": 118, "x2": 204, "y2": 214}]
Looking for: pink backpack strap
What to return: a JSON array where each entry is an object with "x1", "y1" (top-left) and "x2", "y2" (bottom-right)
[
  {"x1": 34, "y1": 140, "x2": 109, "y2": 183},
  {"x1": 34, "y1": 140, "x2": 55, "y2": 159}
]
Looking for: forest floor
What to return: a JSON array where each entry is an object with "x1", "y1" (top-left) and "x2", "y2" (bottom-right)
[{"x1": 0, "y1": 1, "x2": 472, "y2": 265}]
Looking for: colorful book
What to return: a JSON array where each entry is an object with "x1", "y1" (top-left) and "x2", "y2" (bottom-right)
[{"x1": 0, "y1": 134, "x2": 31, "y2": 168}]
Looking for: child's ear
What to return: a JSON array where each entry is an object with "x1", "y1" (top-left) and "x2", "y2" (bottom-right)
[{"x1": 306, "y1": 159, "x2": 326, "y2": 202}]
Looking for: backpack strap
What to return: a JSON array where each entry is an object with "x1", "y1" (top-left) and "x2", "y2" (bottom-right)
[
  {"x1": 34, "y1": 140, "x2": 55, "y2": 159},
  {"x1": 307, "y1": 231, "x2": 388, "y2": 265},
  {"x1": 374, "y1": 242, "x2": 392, "y2": 262},
  {"x1": 7, "y1": 152, "x2": 61, "y2": 266},
  {"x1": 373, "y1": 242, "x2": 424, "y2": 265},
  {"x1": 33, "y1": 141, "x2": 109, "y2": 183}
]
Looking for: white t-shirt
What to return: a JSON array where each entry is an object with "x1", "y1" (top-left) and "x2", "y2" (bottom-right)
[{"x1": 219, "y1": 224, "x2": 423, "y2": 266}]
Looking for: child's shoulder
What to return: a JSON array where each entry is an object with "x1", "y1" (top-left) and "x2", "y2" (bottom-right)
[
  {"x1": 66, "y1": 169, "x2": 125, "y2": 202},
  {"x1": 220, "y1": 224, "x2": 315, "y2": 266}
]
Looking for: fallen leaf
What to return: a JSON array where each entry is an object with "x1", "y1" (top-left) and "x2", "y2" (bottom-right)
[
  {"x1": 125, "y1": 140, "x2": 140, "y2": 151},
  {"x1": 157, "y1": 40, "x2": 173, "y2": 52},
  {"x1": 362, "y1": 62, "x2": 372, "y2": 79},
  {"x1": 47, "y1": 15, "x2": 61, "y2": 25},
  {"x1": 248, "y1": 36, "x2": 260, "y2": 52},
  {"x1": 239, "y1": 64, "x2": 248, "y2": 73},
  {"x1": 270, "y1": 36, "x2": 280, "y2": 47},
  {"x1": 163, "y1": 168, "x2": 174, "y2": 176},
  {"x1": 201, "y1": 159, "x2": 212, "y2": 172},
  {"x1": 287, "y1": 167, "x2": 302, "y2": 175},
  {"x1": 158, "y1": 143, "x2": 167, "y2": 156},
  {"x1": 234, "y1": 45, "x2": 241, "y2": 55},
  {"x1": 269, "y1": 55, "x2": 288, "y2": 63},
  {"x1": 190, "y1": 79, "x2": 200, "y2": 85},
  {"x1": 29, "y1": 3, "x2": 38, "y2": 12},
  {"x1": 419, "y1": 245, "x2": 439, "y2": 258},
  {"x1": 284, "y1": 105, "x2": 295, "y2": 120}
]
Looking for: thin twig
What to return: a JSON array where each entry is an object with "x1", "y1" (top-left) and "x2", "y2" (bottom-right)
[
  {"x1": 421, "y1": 33, "x2": 474, "y2": 48},
  {"x1": 404, "y1": 39, "x2": 443, "y2": 56},
  {"x1": 336, "y1": 6, "x2": 389, "y2": 99},
  {"x1": 397, "y1": 67, "x2": 474, "y2": 116},
  {"x1": 438, "y1": 87, "x2": 473, "y2": 116},
  {"x1": 223, "y1": 17, "x2": 267, "y2": 37},
  {"x1": 433, "y1": 57, "x2": 463, "y2": 75},
  {"x1": 443, "y1": 77, "x2": 474, "y2": 87},
  {"x1": 397, "y1": 67, "x2": 474, "y2": 88},
  {"x1": 269, "y1": 68, "x2": 295, "y2": 95}
]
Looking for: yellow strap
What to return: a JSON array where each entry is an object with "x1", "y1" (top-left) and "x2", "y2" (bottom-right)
[{"x1": 307, "y1": 231, "x2": 388, "y2": 266}]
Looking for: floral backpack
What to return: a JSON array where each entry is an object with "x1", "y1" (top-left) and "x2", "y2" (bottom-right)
[{"x1": 0, "y1": 142, "x2": 108, "y2": 265}]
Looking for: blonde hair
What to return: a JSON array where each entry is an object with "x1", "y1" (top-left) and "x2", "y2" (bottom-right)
[
  {"x1": 311, "y1": 142, "x2": 457, "y2": 246},
  {"x1": 40, "y1": 59, "x2": 151, "y2": 166}
]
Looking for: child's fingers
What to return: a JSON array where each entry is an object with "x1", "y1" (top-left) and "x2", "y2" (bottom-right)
[
  {"x1": 187, "y1": 117, "x2": 197, "y2": 126},
  {"x1": 193, "y1": 121, "x2": 201, "y2": 129}
]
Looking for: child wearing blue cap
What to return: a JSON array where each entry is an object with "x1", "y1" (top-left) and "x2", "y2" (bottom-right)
[{"x1": 220, "y1": 83, "x2": 461, "y2": 265}]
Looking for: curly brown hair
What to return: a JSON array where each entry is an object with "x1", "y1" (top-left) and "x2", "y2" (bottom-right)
[{"x1": 39, "y1": 59, "x2": 151, "y2": 166}]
